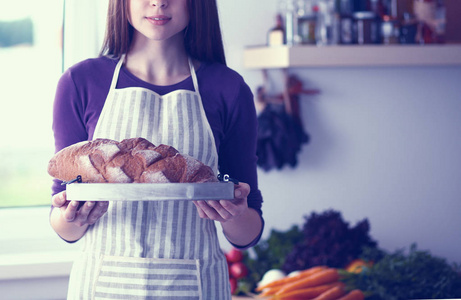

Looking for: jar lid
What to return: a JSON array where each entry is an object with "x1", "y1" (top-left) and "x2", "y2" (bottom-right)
[{"x1": 353, "y1": 11, "x2": 377, "y2": 19}]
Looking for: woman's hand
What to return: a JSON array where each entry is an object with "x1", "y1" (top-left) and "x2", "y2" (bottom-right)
[
  {"x1": 193, "y1": 182, "x2": 251, "y2": 223},
  {"x1": 51, "y1": 191, "x2": 109, "y2": 227},
  {"x1": 193, "y1": 182, "x2": 262, "y2": 248}
]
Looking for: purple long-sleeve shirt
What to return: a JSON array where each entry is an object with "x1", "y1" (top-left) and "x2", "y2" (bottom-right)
[{"x1": 51, "y1": 56, "x2": 264, "y2": 247}]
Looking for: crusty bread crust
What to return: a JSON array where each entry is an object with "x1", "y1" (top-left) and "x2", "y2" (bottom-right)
[{"x1": 48, "y1": 137, "x2": 217, "y2": 183}]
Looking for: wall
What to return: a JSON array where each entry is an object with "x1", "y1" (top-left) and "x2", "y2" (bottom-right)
[{"x1": 218, "y1": 0, "x2": 461, "y2": 264}]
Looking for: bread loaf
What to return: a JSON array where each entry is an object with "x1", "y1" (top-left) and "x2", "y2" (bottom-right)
[{"x1": 48, "y1": 137, "x2": 217, "y2": 183}]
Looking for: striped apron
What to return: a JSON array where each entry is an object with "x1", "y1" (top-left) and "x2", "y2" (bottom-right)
[{"x1": 66, "y1": 55, "x2": 231, "y2": 300}]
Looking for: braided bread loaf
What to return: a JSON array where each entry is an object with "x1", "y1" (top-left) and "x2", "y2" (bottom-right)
[{"x1": 48, "y1": 137, "x2": 217, "y2": 183}]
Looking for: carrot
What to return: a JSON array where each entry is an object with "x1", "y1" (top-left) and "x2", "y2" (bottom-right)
[
  {"x1": 256, "y1": 266, "x2": 327, "y2": 292},
  {"x1": 311, "y1": 284, "x2": 346, "y2": 300},
  {"x1": 257, "y1": 286, "x2": 279, "y2": 297},
  {"x1": 336, "y1": 289, "x2": 365, "y2": 300},
  {"x1": 257, "y1": 267, "x2": 328, "y2": 298},
  {"x1": 275, "y1": 268, "x2": 340, "y2": 296},
  {"x1": 275, "y1": 282, "x2": 343, "y2": 300}
]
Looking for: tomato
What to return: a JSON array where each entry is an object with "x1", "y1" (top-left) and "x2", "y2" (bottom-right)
[
  {"x1": 225, "y1": 248, "x2": 244, "y2": 263},
  {"x1": 229, "y1": 262, "x2": 248, "y2": 279}
]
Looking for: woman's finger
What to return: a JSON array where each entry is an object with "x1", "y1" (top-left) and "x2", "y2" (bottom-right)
[
  {"x1": 51, "y1": 191, "x2": 67, "y2": 208},
  {"x1": 86, "y1": 201, "x2": 109, "y2": 224},
  {"x1": 192, "y1": 201, "x2": 207, "y2": 219},
  {"x1": 234, "y1": 182, "x2": 250, "y2": 199},
  {"x1": 219, "y1": 199, "x2": 239, "y2": 213},
  {"x1": 207, "y1": 200, "x2": 233, "y2": 220},
  {"x1": 63, "y1": 200, "x2": 80, "y2": 222},
  {"x1": 194, "y1": 200, "x2": 223, "y2": 221},
  {"x1": 72, "y1": 201, "x2": 95, "y2": 226}
]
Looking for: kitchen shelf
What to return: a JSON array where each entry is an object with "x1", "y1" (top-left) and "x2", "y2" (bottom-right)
[{"x1": 243, "y1": 44, "x2": 461, "y2": 69}]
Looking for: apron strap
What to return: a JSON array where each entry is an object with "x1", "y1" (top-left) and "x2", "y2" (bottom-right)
[
  {"x1": 188, "y1": 58, "x2": 200, "y2": 94},
  {"x1": 109, "y1": 54, "x2": 125, "y2": 92}
]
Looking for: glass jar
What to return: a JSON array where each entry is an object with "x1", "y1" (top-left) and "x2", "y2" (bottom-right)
[
  {"x1": 338, "y1": 0, "x2": 354, "y2": 44},
  {"x1": 399, "y1": 12, "x2": 418, "y2": 44},
  {"x1": 279, "y1": 0, "x2": 299, "y2": 45},
  {"x1": 296, "y1": 0, "x2": 317, "y2": 44},
  {"x1": 381, "y1": 15, "x2": 399, "y2": 45},
  {"x1": 353, "y1": 11, "x2": 380, "y2": 44},
  {"x1": 316, "y1": 0, "x2": 339, "y2": 45}
]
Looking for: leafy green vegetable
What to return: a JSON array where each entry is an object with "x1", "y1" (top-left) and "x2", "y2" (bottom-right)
[{"x1": 342, "y1": 244, "x2": 461, "y2": 300}]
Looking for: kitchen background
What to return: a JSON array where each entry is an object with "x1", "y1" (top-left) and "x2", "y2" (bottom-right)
[
  {"x1": 220, "y1": 0, "x2": 461, "y2": 265},
  {"x1": 0, "y1": 0, "x2": 460, "y2": 299}
]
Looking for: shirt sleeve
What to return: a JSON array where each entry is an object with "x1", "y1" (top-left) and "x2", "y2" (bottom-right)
[
  {"x1": 218, "y1": 78, "x2": 264, "y2": 249},
  {"x1": 51, "y1": 68, "x2": 89, "y2": 195}
]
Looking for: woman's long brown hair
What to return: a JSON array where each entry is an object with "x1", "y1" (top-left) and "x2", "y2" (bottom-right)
[{"x1": 99, "y1": 0, "x2": 226, "y2": 65}]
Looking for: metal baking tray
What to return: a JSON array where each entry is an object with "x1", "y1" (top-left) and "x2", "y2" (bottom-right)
[{"x1": 66, "y1": 182, "x2": 235, "y2": 201}]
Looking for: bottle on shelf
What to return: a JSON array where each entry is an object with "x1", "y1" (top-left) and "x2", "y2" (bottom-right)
[
  {"x1": 338, "y1": 0, "x2": 354, "y2": 44},
  {"x1": 399, "y1": 12, "x2": 418, "y2": 44},
  {"x1": 381, "y1": 14, "x2": 400, "y2": 44},
  {"x1": 316, "y1": 0, "x2": 340, "y2": 45},
  {"x1": 353, "y1": 11, "x2": 381, "y2": 44},
  {"x1": 278, "y1": 0, "x2": 300, "y2": 45},
  {"x1": 379, "y1": 0, "x2": 400, "y2": 45},
  {"x1": 347, "y1": 0, "x2": 380, "y2": 45},
  {"x1": 413, "y1": 0, "x2": 437, "y2": 44},
  {"x1": 434, "y1": 0, "x2": 446, "y2": 43},
  {"x1": 268, "y1": 14, "x2": 286, "y2": 46},
  {"x1": 296, "y1": 0, "x2": 318, "y2": 44}
]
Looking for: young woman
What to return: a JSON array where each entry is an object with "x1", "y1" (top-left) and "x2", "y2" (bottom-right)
[{"x1": 49, "y1": 0, "x2": 264, "y2": 299}]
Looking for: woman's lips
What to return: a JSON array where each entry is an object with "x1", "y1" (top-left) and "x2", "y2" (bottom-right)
[{"x1": 146, "y1": 15, "x2": 171, "y2": 25}]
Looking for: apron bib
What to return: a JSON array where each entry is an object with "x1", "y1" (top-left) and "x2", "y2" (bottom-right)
[{"x1": 66, "y1": 56, "x2": 230, "y2": 300}]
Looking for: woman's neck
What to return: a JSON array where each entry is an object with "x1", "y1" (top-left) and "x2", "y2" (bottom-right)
[{"x1": 125, "y1": 35, "x2": 191, "y2": 86}]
